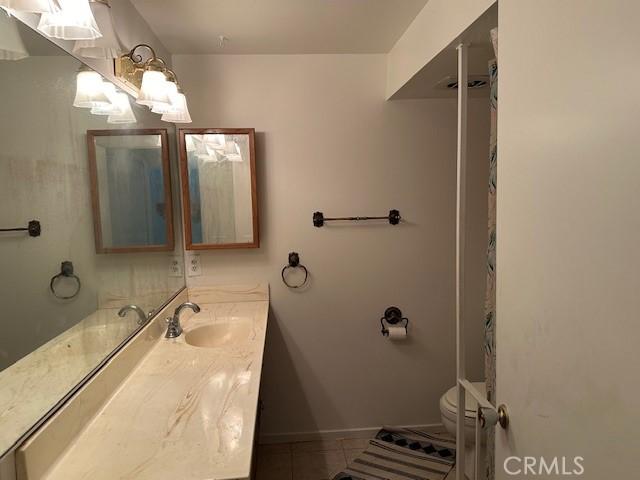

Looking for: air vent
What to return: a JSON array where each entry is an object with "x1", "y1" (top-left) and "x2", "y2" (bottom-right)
[{"x1": 435, "y1": 75, "x2": 489, "y2": 90}]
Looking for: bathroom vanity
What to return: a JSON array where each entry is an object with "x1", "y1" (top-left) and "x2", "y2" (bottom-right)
[{"x1": 16, "y1": 285, "x2": 269, "y2": 480}]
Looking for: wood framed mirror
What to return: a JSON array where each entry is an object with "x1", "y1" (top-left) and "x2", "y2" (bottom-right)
[
  {"x1": 87, "y1": 129, "x2": 174, "y2": 253},
  {"x1": 178, "y1": 128, "x2": 259, "y2": 250}
]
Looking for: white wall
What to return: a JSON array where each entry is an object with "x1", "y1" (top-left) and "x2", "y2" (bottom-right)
[
  {"x1": 174, "y1": 54, "x2": 490, "y2": 436},
  {"x1": 496, "y1": 1, "x2": 640, "y2": 478}
]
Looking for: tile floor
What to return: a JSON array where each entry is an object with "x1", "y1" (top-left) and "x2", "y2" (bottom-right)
[
  {"x1": 255, "y1": 435, "x2": 458, "y2": 480},
  {"x1": 255, "y1": 437, "x2": 370, "y2": 480}
]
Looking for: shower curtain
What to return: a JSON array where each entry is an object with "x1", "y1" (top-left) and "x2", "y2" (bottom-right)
[{"x1": 485, "y1": 27, "x2": 498, "y2": 480}]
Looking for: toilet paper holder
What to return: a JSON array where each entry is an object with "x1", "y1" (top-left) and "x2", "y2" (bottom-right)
[{"x1": 380, "y1": 306, "x2": 409, "y2": 337}]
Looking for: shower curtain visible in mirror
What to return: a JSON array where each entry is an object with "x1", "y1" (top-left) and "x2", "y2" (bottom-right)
[{"x1": 485, "y1": 27, "x2": 498, "y2": 480}]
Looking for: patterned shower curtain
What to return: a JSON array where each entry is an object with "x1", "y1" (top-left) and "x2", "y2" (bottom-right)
[{"x1": 485, "y1": 28, "x2": 498, "y2": 480}]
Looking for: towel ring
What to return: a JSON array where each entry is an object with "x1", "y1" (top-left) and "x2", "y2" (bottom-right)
[
  {"x1": 50, "y1": 261, "x2": 81, "y2": 300},
  {"x1": 281, "y1": 252, "x2": 309, "y2": 289}
]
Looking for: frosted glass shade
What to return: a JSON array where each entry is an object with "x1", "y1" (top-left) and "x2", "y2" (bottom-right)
[
  {"x1": 151, "y1": 80, "x2": 178, "y2": 114},
  {"x1": 90, "y1": 81, "x2": 117, "y2": 115},
  {"x1": 73, "y1": 69, "x2": 109, "y2": 108},
  {"x1": 136, "y1": 70, "x2": 170, "y2": 109},
  {"x1": 37, "y1": 0, "x2": 101, "y2": 41},
  {"x1": 0, "y1": 0, "x2": 59, "y2": 13},
  {"x1": 0, "y1": 10, "x2": 28, "y2": 60},
  {"x1": 73, "y1": 1, "x2": 120, "y2": 59},
  {"x1": 107, "y1": 92, "x2": 136, "y2": 124},
  {"x1": 161, "y1": 93, "x2": 192, "y2": 124}
]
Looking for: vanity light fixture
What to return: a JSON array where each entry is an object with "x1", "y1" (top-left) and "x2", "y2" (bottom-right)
[
  {"x1": 107, "y1": 92, "x2": 136, "y2": 124},
  {"x1": 37, "y1": 0, "x2": 101, "y2": 41},
  {"x1": 137, "y1": 67, "x2": 171, "y2": 109},
  {"x1": 73, "y1": 0, "x2": 121, "y2": 59},
  {"x1": 89, "y1": 80, "x2": 117, "y2": 115},
  {"x1": 0, "y1": 0, "x2": 60, "y2": 13},
  {"x1": 154, "y1": 69, "x2": 192, "y2": 123},
  {"x1": 74, "y1": 71, "x2": 136, "y2": 123},
  {"x1": 161, "y1": 90, "x2": 192, "y2": 123},
  {"x1": 73, "y1": 64, "x2": 109, "y2": 108},
  {"x1": 115, "y1": 43, "x2": 192, "y2": 123},
  {"x1": 150, "y1": 74, "x2": 178, "y2": 114},
  {"x1": 0, "y1": 7, "x2": 29, "y2": 59}
]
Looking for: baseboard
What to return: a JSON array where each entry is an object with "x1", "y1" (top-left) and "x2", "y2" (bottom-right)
[{"x1": 258, "y1": 423, "x2": 444, "y2": 445}]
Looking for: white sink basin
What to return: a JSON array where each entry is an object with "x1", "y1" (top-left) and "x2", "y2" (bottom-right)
[{"x1": 184, "y1": 322, "x2": 252, "y2": 348}]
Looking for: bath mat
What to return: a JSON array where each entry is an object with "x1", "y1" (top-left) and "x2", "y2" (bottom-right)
[{"x1": 332, "y1": 427, "x2": 456, "y2": 480}]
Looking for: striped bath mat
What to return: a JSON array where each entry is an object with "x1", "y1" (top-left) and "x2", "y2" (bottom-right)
[{"x1": 332, "y1": 427, "x2": 456, "y2": 480}]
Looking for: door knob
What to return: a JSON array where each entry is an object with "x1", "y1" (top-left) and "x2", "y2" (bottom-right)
[{"x1": 498, "y1": 404, "x2": 509, "y2": 429}]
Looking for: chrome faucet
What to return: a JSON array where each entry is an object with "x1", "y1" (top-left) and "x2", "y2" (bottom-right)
[
  {"x1": 118, "y1": 305, "x2": 150, "y2": 325},
  {"x1": 165, "y1": 302, "x2": 201, "y2": 338}
]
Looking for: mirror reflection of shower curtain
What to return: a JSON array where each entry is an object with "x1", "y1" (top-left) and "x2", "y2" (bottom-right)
[
  {"x1": 485, "y1": 26, "x2": 498, "y2": 480},
  {"x1": 232, "y1": 138, "x2": 253, "y2": 243},
  {"x1": 191, "y1": 135, "x2": 254, "y2": 245},
  {"x1": 197, "y1": 158, "x2": 237, "y2": 244},
  {"x1": 103, "y1": 147, "x2": 166, "y2": 247}
]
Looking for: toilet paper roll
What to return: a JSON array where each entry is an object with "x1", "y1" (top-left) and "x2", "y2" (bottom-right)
[{"x1": 387, "y1": 325, "x2": 407, "y2": 340}]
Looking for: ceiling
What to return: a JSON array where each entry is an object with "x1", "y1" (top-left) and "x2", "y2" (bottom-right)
[
  {"x1": 391, "y1": 4, "x2": 498, "y2": 99},
  {"x1": 130, "y1": 0, "x2": 429, "y2": 54}
]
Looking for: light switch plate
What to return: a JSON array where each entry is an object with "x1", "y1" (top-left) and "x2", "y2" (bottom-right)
[
  {"x1": 186, "y1": 252, "x2": 202, "y2": 277},
  {"x1": 169, "y1": 255, "x2": 183, "y2": 277}
]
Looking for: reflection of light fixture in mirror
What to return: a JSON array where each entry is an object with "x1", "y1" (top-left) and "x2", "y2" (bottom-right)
[
  {"x1": 107, "y1": 92, "x2": 136, "y2": 124},
  {"x1": 82, "y1": 78, "x2": 136, "y2": 123},
  {"x1": 0, "y1": 8, "x2": 29, "y2": 60},
  {"x1": 191, "y1": 136, "x2": 217, "y2": 162},
  {"x1": 37, "y1": 0, "x2": 101, "y2": 40},
  {"x1": 206, "y1": 134, "x2": 226, "y2": 150},
  {"x1": 223, "y1": 139, "x2": 242, "y2": 162},
  {"x1": 73, "y1": 0, "x2": 120, "y2": 59},
  {"x1": 0, "y1": 0, "x2": 60, "y2": 13},
  {"x1": 116, "y1": 43, "x2": 192, "y2": 123},
  {"x1": 73, "y1": 65, "x2": 109, "y2": 108},
  {"x1": 90, "y1": 81, "x2": 117, "y2": 114}
]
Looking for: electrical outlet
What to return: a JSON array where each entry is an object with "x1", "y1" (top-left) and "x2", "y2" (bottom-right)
[
  {"x1": 169, "y1": 255, "x2": 183, "y2": 277},
  {"x1": 187, "y1": 253, "x2": 202, "y2": 276}
]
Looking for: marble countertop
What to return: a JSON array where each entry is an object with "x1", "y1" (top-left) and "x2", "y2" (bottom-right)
[
  {"x1": 0, "y1": 309, "x2": 138, "y2": 457},
  {"x1": 41, "y1": 299, "x2": 269, "y2": 480}
]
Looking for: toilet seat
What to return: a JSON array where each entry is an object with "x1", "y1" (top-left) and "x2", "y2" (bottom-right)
[
  {"x1": 439, "y1": 382, "x2": 487, "y2": 477},
  {"x1": 439, "y1": 382, "x2": 487, "y2": 422}
]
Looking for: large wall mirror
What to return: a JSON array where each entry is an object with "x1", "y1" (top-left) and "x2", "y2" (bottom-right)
[
  {"x1": 0, "y1": 14, "x2": 185, "y2": 459},
  {"x1": 87, "y1": 129, "x2": 174, "y2": 253},
  {"x1": 178, "y1": 128, "x2": 259, "y2": 249}
]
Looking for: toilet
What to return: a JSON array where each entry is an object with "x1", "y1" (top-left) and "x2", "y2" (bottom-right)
[{"x1": 439, "y1": 382, "x2": 486, "y2": 479}]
